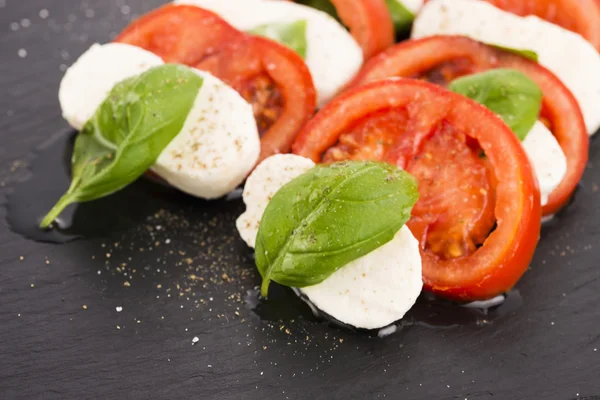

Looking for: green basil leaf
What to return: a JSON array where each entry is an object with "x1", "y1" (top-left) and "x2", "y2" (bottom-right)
[
  {"x1": 297, "y1": 0, "x2": 340, "y2": 22},
  {"x1": 385, "y1": 0, "x2": 415, "y2": 33},
  {"x1": 490, "y1": 44, "x2": 539, "y2": 62},
  {"x1": 255, "y1": 161, "x2": 419, "y2": 297},
  {"x1": 40, "y1": 64, "x2": 203, "y2": 228},
  {"x1": 249, "y1": 20, "x2": 308, "y2": 58},
  {"x1": 448, "y1": 68, "x2": 543, "y2": 141}
]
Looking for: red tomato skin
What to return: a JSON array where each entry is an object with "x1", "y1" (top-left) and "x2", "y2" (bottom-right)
[
  {"x1": 115, "y1": 4, "x2": 316, "y2": 163},
  {"x1": 115, "y1": 5, "x2": 243, "y2": 65},
  {"x1": 293, "y1": 79, "x2": 541, "y2": 301},
  {"x1": 194, "y1": 35, "x2": 317, "y2": 162},
  {"x1": 348, "y1": 35, "x2": 589, "y2": 216},
  {"x1": 329, "y1": 0, "x2": 395, "y2": 59}
]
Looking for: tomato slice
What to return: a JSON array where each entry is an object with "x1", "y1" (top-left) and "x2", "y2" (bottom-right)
[
  {"x1": 332, "y1": 0, "x2": 394, "y2": 59},
  {"x1": 293, "y1": 79, "x2": 541, "y2": 301},
  {"x1": 349, "y1": 35, "x2": 589, "y2": 216},
  {"x1": 484, "y1": 0, "x2": 600, "y2": 52},
  {"x1": 115, "y1": 4, "x2": 316, "y2": 162}
]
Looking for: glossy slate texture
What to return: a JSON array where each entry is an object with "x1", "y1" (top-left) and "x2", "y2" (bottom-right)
[{"x1": 0, "y1": 1, "x2": 600, "y2": 399}]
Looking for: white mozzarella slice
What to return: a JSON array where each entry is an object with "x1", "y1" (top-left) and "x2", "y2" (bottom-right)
[
  {"x1": 300, "y1": 226, "x2": 422, "y2": 330},
  {"x1": 174, "y1": 0, "x2": 363, "y2": 107},
  {"x1": 412, "y1": 0, "x2": 600, "y2": 135},
  {"x1": 399, "y1": 0, "x2": 424, "y2": 14},
  {"x1": 59, "y1": 43, "x2": 164, "y2": 130},
  {"x1": 522, "y1": 121, "x2": 567, "y2": 206},
  {"x1": 237, "y1": 154, "x2": 422, "y2": 329},
  {"x1": 153, "y1": 70, "x2": 260, "y2": 199},
  {"x1": 236, "y1": 154, "x2": 316, "y2": 248}
]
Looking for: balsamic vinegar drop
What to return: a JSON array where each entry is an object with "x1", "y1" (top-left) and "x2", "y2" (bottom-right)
[{"x1": 6, "y1": 132, "x2": 80, "y2": 243}]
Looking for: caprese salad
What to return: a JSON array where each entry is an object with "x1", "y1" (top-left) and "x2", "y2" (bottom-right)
[{"x1": 41, "y1": 0, "x2": 596, "y2": 331}]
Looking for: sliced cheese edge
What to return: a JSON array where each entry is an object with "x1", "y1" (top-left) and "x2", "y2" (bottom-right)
[
  {"x1": 59, "y1": 43, "x2": 164, "y2": 130},
  {"x1": 153, "y1": 69, "x2": 261, "y2": 199}
]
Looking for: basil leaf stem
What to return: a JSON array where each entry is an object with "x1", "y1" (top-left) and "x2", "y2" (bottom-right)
[{"x1": 40, "y1": 64, "x2": 203, "y2": 228}]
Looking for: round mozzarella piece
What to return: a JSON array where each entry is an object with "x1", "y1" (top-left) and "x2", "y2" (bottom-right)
[
  {"x1": 153, "y1": 70, "x2": 260, "y2": 199},
  {"x1": 522, "y1": 121, "x2": 567, "y2": 206},
  {"x1": 174, "y1": 0, "x2": 363, "y2": 107},
  {"x1": 300, "y1": 226, "x2": 423, "y2": 330},
  {"x1": 237, "y1": 154, "x2": 422, "y2": 329},
  {"x1": 236, "y1": 154, "x2": 315, "y2": 248},
  {"x1": 59, "y1": 43, "x2": 164, "y2": 130},
  {"x1": 412, "y1": 0, "x2": 600, "y2": 135}
]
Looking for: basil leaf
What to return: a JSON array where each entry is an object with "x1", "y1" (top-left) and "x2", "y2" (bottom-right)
[
  {"x1": 449, "y1": 68, "x2": 543, "y2": 141},
  {"x1": 386, "y1": 0, "x2": 415, "y2": 33},
  {"x1": 249, "y1": 20, "x2": 308, "y2": 58},
  {"x1": 297, "y1": 0, "x2": 340, "y2": 22},
  {"x1": 490, "y1": 44, "x2": 539, "y2": 62},
  {"x1": 255, "y1": 161, "x2": 419, "y2": 297},
  {"x1": 40, "y1": 64, "x2": 203, "y2": 228}
]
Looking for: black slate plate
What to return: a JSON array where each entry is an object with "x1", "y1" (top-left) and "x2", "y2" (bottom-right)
[{"x1": 1, "y1": 1, "x2": 600, "y2": 399}]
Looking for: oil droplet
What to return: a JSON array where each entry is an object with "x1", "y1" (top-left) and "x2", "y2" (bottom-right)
[
  {"x1": 5, "y1": 132, "x2": 198, "y2": 243},
  {"x1": 245, "y1": 282, "x2": 522, "y2": 336},
  {"x1": 6, "y1": 133, "x2": 80, "y2": 243}
]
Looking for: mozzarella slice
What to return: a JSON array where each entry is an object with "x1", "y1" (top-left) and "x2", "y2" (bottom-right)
[
  {"x1": 237, "y1": 154, "x2": 422, "y2": 329},
  {"x1": 522, "y1": 121, "x2": 567, "y2": 206},
  {"x1": 236, "y1": 154, "x2": 316, "y2": 247},
  {"x1": 174, "y1": 0, "x2": 363, "y2": 107},
  {"x1": 399, "y1": 0, "x2": 424, "y2": 14},
  {"x1": 153, "y1": 70, "x2": 260, "y2": 199},
  {"x1": 300, "y1": 226, "x2": 422, "y2": 330},
  {"x1": 59, "y1": 43, "x2": 164, "y2": 130},
  {"x1": 412, "y1": 0, "x2": 600, "y2": 135},
  {"x1": 60, "y1": 43, "x2": 259, "y2": 199}
]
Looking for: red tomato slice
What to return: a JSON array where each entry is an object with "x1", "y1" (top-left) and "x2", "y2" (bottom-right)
[
  {"x1": 115, "y1": 4, "x2": 316, "y2": 162},
  {"x1": 349, "y1": 35, "x2": 589, "y2": 216},
  {"x1": 484, "y1": 0, "x2": 600, "y2": 52},
  {"x1": 293, "y1": 79, "x2": 541, "y2": 301},
  {"x1": 328, "y1": 0, "x2": 394, "y2": 59}
]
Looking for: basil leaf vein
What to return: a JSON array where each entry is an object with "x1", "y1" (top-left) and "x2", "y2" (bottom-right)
[
  {"x1": 449, "y1": 68, "x2": 543, "y2": 141},
  {"x1": 249, "y1": 20, "x2": 308, "y2": 58},
  {"x1": 255, "y1": 161, "x2": 419, "y2": 297},
  {"x1": 40, "y1": 64, "x2": 203, "y2": 228}
]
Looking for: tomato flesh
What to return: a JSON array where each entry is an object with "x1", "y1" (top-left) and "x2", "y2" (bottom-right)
[
  {"x1": 115, "y1": 4, "x2": 316, "y2": 162},
  {"x1": 323, "y1": 108, "x2": 496, "y2": 260},
  {"x1": 237, "y1": 74, "x2": 284, "y2": 137},
  {"x1": 293, "y1": 79, "x2": 541, "y2": 301},
  {"x1": 415, "y1": 58, "x2": 480, "y2": 86},
  {"x1": 323, "y1": 109, "x2": 410, "y2": 163},
  {"x1": 192, "y1": 36, "x2": 288, "y2": 138},
  {"x1": 349, "y1": 35, "x2": 589, "y2": 215},
  {"x1": 406, "y1": 123, "x2": 496, "y2": 260}
]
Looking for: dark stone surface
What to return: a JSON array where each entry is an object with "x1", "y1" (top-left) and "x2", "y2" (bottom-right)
[{"x1": 0, "y1": 1, "x2": 599, "y2": 399}]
